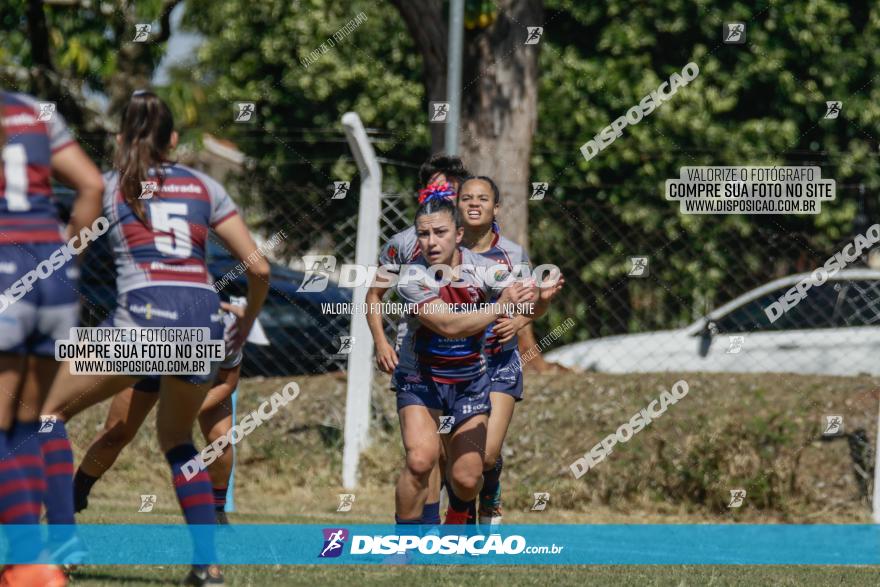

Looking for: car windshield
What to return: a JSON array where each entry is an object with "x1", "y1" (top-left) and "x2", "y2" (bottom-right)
[{"x1": 712, "y1": 279, "x2": 880, "y2": 333}]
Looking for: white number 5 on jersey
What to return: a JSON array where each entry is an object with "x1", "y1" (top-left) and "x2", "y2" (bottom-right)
[{"x1": 151, "y1": 202, "x2": 192, "y2": 257}]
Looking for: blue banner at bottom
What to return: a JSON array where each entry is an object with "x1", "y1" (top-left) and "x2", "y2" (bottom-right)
[{"x1": 3, "y1": 524, "x2": 880, "y2": 565}]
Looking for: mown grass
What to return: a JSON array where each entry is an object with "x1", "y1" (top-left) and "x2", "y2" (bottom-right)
[{"x1": 64, "y1": 371, "x2": 880, "y2": 584}]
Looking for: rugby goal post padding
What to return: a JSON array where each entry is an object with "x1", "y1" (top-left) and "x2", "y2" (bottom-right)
[{"x1": 341, "y1": 112, "x2": 381, "y2": 489}]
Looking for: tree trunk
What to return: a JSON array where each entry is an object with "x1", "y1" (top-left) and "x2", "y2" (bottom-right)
[
  {"x1": 391, "y1": 0, "x2": 542, "y2": 249},
  {"x1": 106, "y1": 0, "x2": 181, "y2": 117},
  {"x1": 458, "y1": 1, "x2": 541, "y2": 250}
]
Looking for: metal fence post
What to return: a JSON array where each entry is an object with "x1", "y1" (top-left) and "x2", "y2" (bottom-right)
[{"x1": 341, "y1": 112, "x2": 381, "y2": 489}]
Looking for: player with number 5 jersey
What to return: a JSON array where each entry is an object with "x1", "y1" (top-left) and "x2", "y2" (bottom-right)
[{"x1": 41, "y1": 90, "x2": 269, "y2": 587}]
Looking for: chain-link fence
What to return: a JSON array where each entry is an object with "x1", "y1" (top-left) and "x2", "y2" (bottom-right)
[
  {"x1": 56, "y1": 137, "x2": 880, "y2": 381},
  {"x1": 531, "y1": 191, "x2": 880, "y2": 376}
]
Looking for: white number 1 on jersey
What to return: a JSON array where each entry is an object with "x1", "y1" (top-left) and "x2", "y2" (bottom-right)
[
  {"x1": 2, "y1": 144, "x2": 31, "y2": 211},
  {"x1": 151, "y1": 201, "x2": 192, "y2": 257}
]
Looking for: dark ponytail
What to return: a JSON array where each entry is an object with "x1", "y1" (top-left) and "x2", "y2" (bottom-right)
[{"x1": 114, "y1": 90, "x2": 174, "y2": 223}]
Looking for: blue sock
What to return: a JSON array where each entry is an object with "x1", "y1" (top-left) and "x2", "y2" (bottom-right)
[
  {"x1": 9, "y1": 422, "x2": 46, "y2": 514},
  {"x1": 0, "y1": 430, "x2": 43, "y2": 561},
  {"x1": 447, "y1": 485, "x2": 471, "y2": 512},
  {"x1": 166, "y1": 444, "x2": 216, "y2": 563},
  {"x1": 480, "y1": 456, "x2": 503, "y2": 505},
  {"x1": 37, "y1": 419, "x2": 75, "y2": 543},
  {"x1": 420, "y1": 501, "x2": 440, "y2": 525}
]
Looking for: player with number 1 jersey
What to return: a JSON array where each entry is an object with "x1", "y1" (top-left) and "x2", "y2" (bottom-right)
[{"x1": 0, "y1": 90, "x2": 103, "y2": 587}]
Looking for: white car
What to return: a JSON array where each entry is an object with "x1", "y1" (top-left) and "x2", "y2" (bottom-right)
[{"x1": 546, "y1": 269, "x2": 880, "y2": 376}]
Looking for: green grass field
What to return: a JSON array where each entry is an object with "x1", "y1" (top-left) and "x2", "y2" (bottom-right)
[
  {"x1": 63, "y1": 371, "x2": 880, "y2": 584},
  {"x1": 68, "y1": 565, "x2": 880, "y2": 586}
]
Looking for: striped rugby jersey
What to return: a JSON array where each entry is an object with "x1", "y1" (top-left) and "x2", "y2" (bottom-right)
[
  {"x1": 377, "y1": 225, "x2": 420, "y2": 349},
  {"x1": 103, "y1": 163, "x2": 239, "y2": 293},
  {"x1": 475, "y1": 232, "x2": 530, "y2": 355},
  {"x1": 378, "y1": 224, "x2": 530, "y2": 355},
  {"x1": 0, "y1": 92, "x2": 76, "y2": 244},
  {"x1": 395, "y1": 247, "x2": 511, "y2": 383}
]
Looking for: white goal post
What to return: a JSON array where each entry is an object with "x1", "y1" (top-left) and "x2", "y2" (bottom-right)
[{"x1": 340, "y1": 112, "x2": 381, "y2": 489}]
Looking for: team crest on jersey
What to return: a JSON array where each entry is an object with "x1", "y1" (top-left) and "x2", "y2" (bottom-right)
[{"x1": 387, "y1": 246, "x2": 397, "y2": 260}]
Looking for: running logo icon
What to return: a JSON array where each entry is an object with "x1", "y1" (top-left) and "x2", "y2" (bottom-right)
[
  {"x1": 140, "y1": 181, "x2": 158, "y2": 200},
  {"x1": 37, "y1": 102, "x2": 56, "y2": 122},
  {"x1": 530, "y1": 182, "x2": 548, "y2": 200},
  {"x1": 525, "y1": 27, "x2": 543, "y2": 45},
  {"x1": 726, "y1": 335, "x2": 745, "y2": 354},
  {"x1": 823, "y1": 415, "x2": 843, "y2": 436},
  {"x1": 824, "y1": 101, "x2": 842, "y2": 119},
  {"x1": 133, "y1": 24, "x2": 151, "y2": 42},
  {"x1": 332, "y1": 182, "x2": 350, "y2": 200},
  {"x1": 531, "y1": 492, "x2": 550, "y2": 511},
  {"x1": 319, "y1": 528, "x2": 349, "y2": 558},
  {"x1": 437, "y1": 416, "x2": 455, "y2": 434},
  {"x1": 628, "y1": 256, "x2": 649, "y2": 277},
  {"x1": 430, "y1": 102, "x2": 450, "y2": 123},
  {"x1": 38, "y1": 415, "x2": 56, "y2": 433},
  {"x1": 723, "y1": 22, "x2": 745, "y2": 44},
  {"x1": 336, "y1": 336, "x2": 354, "y2": 355},
  {"x1": 138, "y1": 494, "x2": 157, "y2": 513},
  {"x1": 234, "y1": 102, "x2": 256, "y2": 123},
  {"x1": 337, "y1": 494, "x2": 355, "y2": 512},
  {"x1": 298, "y1": 255, "x2": 336, "y2": 292},
  {"x1": 727, "y1": 489, "x2": 746, "y2": 508}
]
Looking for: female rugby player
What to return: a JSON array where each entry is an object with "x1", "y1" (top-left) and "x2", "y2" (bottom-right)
[
  {"x1": 392, "y1": 196, "x2": 534, "y2": 528},
  {"x1": 366, "y1": 154, "x2": 469, "y2": 526},
  {"x1": 457, "y1": 176, "x2": 563, "y2": 529},
  {"x1": 72, "y1": 302, "x2": 265, "y2": 524},
  {"x1": 0, "y1": 89, "x2": 103, "y2": 587},
  {"x1": 41, "y1": 90, "x2": 269, "y2": 587}
]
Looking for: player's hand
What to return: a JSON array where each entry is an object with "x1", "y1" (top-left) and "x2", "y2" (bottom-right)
[
  {"x1": 498, "y1": 282, "x2": 535, "y2": 307},
  {"x1": 221, "y1": 301, "x2": 252, "y2": 354},
  {"x1": 375, "y1": 340, "x2": 399, "y2": 374},
  {"x1": 538, "y1": 268, "x2": 565, "y2": 303},
  {"x1": 494, "y1": 315, "x2": 530, "y2": 344}
]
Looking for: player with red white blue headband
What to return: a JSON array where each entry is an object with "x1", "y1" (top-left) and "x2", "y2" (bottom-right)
[
  {"x1": 0, "y1": 90, "x2": 103, "y2": 587},
  {"x1": 366, "y1": 154, "x2": 469, "y2": 527},
  {"x1": 456, "y1": 175, "x2": 564, "y2": 529},
  {"x1": 40, "y1": 90, "x2": 269, "y2": 587},
  {"x1": 391, "y1": 195, "x2": 536, "y2": 530}
]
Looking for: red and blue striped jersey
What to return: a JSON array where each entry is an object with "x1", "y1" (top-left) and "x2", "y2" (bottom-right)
[
  {"x1": 0, "y1": 92, "x2": 76, "y2": 244},
  {"x1": 103, "y1": 163, "x2": 239, "y2": 293},
  {"x1": 395, "y1": 247, "x2": 510, "y2": 383},
  {"x1": 475, "y1": 231, "x2": 531, "y2": 355}
]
